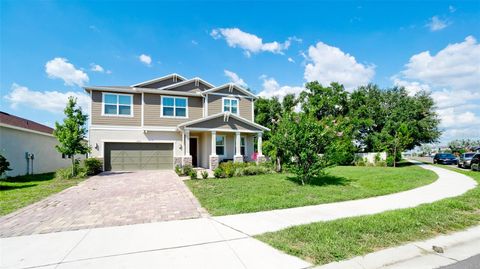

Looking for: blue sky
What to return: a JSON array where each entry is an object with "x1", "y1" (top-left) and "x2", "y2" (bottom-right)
[{"x1": 1, "y1": 0, "x2": 479, "y2": 144}]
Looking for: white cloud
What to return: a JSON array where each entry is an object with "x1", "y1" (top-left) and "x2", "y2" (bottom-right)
[
  {"x1": 426, "y1": 16, "x2": 449, "y2": 31},
  {"x1": 392, "y1": 77, "x2": 430, "y2": 96},
  {"x1": 395, "y1": 36, "x2": 480, "y2": 142},
  {"x1": 90, "y1": 63, "x2": 104, "y2": 72},
  {"x1": 257, "y1": 76, "x2": 304, "y2": 100},
  {"x1": 4, "y1": 84, "x2": 90, "y2": 114},
  {"x1": 45, "y1": 57, "x2": 89, "y2": 87},
  {"x1": 224, "y1": 70, "x2": 248, "y2": 88},
  {"x1": 449, "y1": 5, "x2": 456, "y2": 13},
  {"x1": 304, "y1": 41, "x2": 375, "y2": 90},
  {"x1": 90, "y1": 63, "x2": 111, "y2": 74},
  {"x1": 191, "y1": 40, "x2": 198, "y2": 45},
  {"x1": 210, "y1": 28, "x2": 300, "y2": 57},
  {"x1": 139, "y1": 54, "x2": 152, "y2": 66},
  {"x1": 287, "y1": 57, "x2": 295, "y2": 63},
  {"x1": 401, "y1": 36, "x2": 480, "y2": 91}
]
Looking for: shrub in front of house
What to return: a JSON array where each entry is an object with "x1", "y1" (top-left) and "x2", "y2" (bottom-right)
[
  {"x1": 56, "y1": 163, "x2": 86, "y2": 180},
  {"x1": 83, "y1": 158, "x2": 103, "y2": 175},
  {"x1": 214, "y1": 167, "x2": 225, "y2": 178},
  {"x1": 201, "y1": 170, "x2": 209, "y2": 179},
  {"x1": 189, "y1": 170, "x2": 197, "y2": 180},
  {"x1": 386, "y1": 156, "x2": 395, "y2": 167}
]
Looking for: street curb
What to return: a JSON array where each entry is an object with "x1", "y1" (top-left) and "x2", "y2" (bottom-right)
[{"x1": 314, "y1": 226, "x2": 480, "y2": 269}]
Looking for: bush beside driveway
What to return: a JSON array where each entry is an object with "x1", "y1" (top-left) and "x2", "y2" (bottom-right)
[{"x1": 186, "y1": 164, "x2": 437, "y2": 216}]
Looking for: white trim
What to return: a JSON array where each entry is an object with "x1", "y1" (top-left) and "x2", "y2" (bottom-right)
[
  {"x1": 177, "y1": 112, "x2": 270, "y2": 131},
  {"x1": 205, "y1": 95, "x2": 209, "y2": 117},
  {"x1": 222, "y1": 97, "x2": 240, "y2": 115},
  {"x1": 0, "y1": 123, "x2": 54, "y2": 137},
  {"x1": 252, "y1": 99, "x2": 255, "y2": 122},
  {"x1": 160, "y1": 96, "x2": 189, "y2": 118},
  {"x1": 141, "y1": 92, "x2": 144, "y2": 127},
  {"x1": 89, "y1": 125, "x2": 177, "y2": 132},
  {"x1": 215, "y1": 134, "x2": 226, "y2": 157},
  {"x1": 157, "y1": 77, "x2": 215, "y2": 91},
  {"x1": 101, "y1": 92, "x2": 134, "y2": 117},
  {"x1": 203, "y1": 83, "x2": 258, "y2": 99},
  {"x1": 184, "y1": 127, "x2": 262, "y2": 134},
  {"x1": 131, "y1": 73, "x2": 187, "y2": 87},
  {"x1": 206, "y1": 92, "x2": 255, "y2": 99}
]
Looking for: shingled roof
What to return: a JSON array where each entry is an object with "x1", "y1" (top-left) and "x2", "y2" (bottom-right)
[{"x1": 0, "y1": 111, "x2": 54, "y2": 135}]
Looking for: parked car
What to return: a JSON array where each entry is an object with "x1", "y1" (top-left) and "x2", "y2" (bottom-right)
[
  {"x1": 471, "y1": 154, "x2": 480, "y2": 171},
  {"x1": 458, "y1": 152, "x2": 477, "y2": 168},
  {"x1": 433, "y1": 153, "x2": 458, "y2": 165}
]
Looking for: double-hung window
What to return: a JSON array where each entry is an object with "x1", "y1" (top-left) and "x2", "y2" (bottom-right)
[
  {"x1": 162, "y1": 96, "x2": 187, "y2": 118},
  {"x1": 216, "y1": 135, "x2": 225, "y2": 156},
  {"x1": 223, "y1": 98, "x2": 238, "y2": 114},
  {"x1": 240, "y1": 137, "x2": 246, "y2": 156},
  {"x1": 103, "y1": 93, "x2": 133, "y2": 116}
]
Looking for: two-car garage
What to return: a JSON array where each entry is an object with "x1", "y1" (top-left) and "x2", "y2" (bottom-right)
[{"x1": 104, "y1": 142, "x2": 174, "y2": 171}]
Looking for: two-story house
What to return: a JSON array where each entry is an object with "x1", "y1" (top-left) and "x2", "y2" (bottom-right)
[{"x1": 84, "y1": 74, "x2": 269, "y2": 171}]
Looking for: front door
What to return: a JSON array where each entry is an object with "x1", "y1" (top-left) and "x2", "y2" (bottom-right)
[{"x1": 190, "y1": 138, "x2": 198, "y2": 167}]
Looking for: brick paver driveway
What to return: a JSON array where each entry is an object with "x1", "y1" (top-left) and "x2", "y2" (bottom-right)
[{"x1": 0, "y1": 171, "x2": 206, "y2": 237}]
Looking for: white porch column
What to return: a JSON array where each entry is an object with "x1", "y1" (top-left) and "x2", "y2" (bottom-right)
[
  {"x1": 185, "y1": 130, "x2": 190, "y2": 156},
  {"x1": 257, "y1": 132, "x2": 263, "y2": 156},
  {"x1": 211, "y1": 131, "x2": 217, "y2": 156},
  {"x1": 235, "y1": 132, "x2": 241, "y2": 157}
]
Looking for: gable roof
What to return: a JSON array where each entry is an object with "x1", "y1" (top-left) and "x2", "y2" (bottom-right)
[
  {"x1": 0, "y1": 111, "x2": 54, "y2": 135},
  {"x1": 178, "y1": 112, "x2": 269, "y2": 132},
  {"x1": 131, "y1": 73, "x2": 187, "y2": 87},
  {"x1": 203, "y1": 83, "x2": 257, "y2": 99},
  {"x1": 158, "y1": 77, "x2": 215, "y2": 91}
]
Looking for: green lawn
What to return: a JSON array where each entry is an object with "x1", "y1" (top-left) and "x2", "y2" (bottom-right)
[
  {"x1": 0, "y1": 173, "x2": 85, "y2": 216},
  {"x1": 186, "y1": 163, "x2": 437, "y2": 216},
  {"x1": 256, "y1": 167, "x2": 480, "y2": 265}
]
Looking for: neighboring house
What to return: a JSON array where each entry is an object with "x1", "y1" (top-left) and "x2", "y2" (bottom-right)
[
  {"x1": 84, "y1": 73, "x2": 269, "y2": 171},
  {"x1": 0, "y1": 112, "x2": 77, "y2": 177}
]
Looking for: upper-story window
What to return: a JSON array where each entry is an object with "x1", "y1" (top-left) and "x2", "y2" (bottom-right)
[
  {"x1": 223, "y1": 97, "x2": 239, "y2": 114},
  {"x1": 161, "y1": 96, "x2": 188, "y2": 118},
  {"x1": 103, "y1": 93, "x2": 133, "y2": 116}
]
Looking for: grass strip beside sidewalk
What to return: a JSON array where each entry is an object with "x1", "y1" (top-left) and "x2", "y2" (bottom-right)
[{"x1": 256, "y1": 167, "x2": 480, "y2": 265}]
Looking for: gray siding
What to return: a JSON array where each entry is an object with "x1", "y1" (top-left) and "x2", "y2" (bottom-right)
[
  {"x1": 215, "y1": 86, "x2": 250, "y2": 97},
  {"x1": 188, "y1": 116, "x2": 262, "y2": 131},
  {"x1": 91, "y1": 91, "x2": 141, "y2": 126},
  {"x1": 169, "y1": 81, "x2": 211, "y2": 93},
  {"x1": 144, "y1": 94, "x2": 203, "y2": 126},
  {"x1": 140, "y1": 77, "x2": 184, "y2": 89}
]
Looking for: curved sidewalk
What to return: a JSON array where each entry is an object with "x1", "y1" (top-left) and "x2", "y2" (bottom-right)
[{"x1": 213, "y1": 161, "x2": 478, "y2": 235}]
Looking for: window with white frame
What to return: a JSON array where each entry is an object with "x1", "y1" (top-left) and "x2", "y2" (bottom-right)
[
  {"x1": 216, "y1": 135, "x2": 225, "y2": 156},
  {"x1": 103, "y1": 93, "x2": 133, "y2": 116},
  {"x1": 241, "y1": 136, "x2": 246, "y2": 156},
  {"x1": 162, "y1": 96, "x2": 187, "y2": 118},
  {"x1": 223, "y1": 98, "x2": 238, "y2": 114}
]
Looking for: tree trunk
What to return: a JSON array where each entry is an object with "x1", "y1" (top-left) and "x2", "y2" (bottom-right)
[
  {"x1": 393, "y1": 145, "x2": 397, "y2": 167},
  {"x1": 276, "y1": 157, "x2": 282, "y2": 172},
  {"x1": 71, "y1": 156, "x2": 76, "y2": 177}
]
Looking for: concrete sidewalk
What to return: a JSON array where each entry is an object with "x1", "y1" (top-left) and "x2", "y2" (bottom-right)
[
  {"x1": 213, "y1": 161, "x2": 477, "y2": 235},
  {"x1": 0, "y1": 218, "x2": 311, "y2": 269},
  {"x1": 315, "y1": 225, "x2": 480, "y2": 269}
]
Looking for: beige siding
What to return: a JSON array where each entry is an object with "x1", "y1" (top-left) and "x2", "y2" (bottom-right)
[
  {"x1": 91, "y1": 91, "x2": 141, "y2": 126},
  {"x1": 207, "y1": 94, "x2": 253, "y2": 121},
  {"x1": 144, "y1": 94, "x2": 203, "y2": 126},
  {"x1": 240, "y1": 97, "x2": 253, "y2": 120},
  {"x1": 189, "y1": 116, "x2": 262, "y2": 131}
]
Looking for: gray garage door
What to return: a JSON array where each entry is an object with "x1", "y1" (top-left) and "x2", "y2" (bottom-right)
[{"x1": 104, "y1": 143, "x2": 173, "y2": 171}]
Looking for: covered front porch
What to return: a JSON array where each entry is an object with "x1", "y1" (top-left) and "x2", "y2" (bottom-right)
[{"x1": 177, "y1": 112, "x2": 269, "y2": 169}]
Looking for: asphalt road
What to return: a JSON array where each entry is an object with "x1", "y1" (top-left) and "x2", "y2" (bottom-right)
[
  {"x1": 410, "y1": 156, "x2": 473, "y2": 172},
  {"x1": 438, "y1": 254, "x2": 480, "y2": 269}
]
